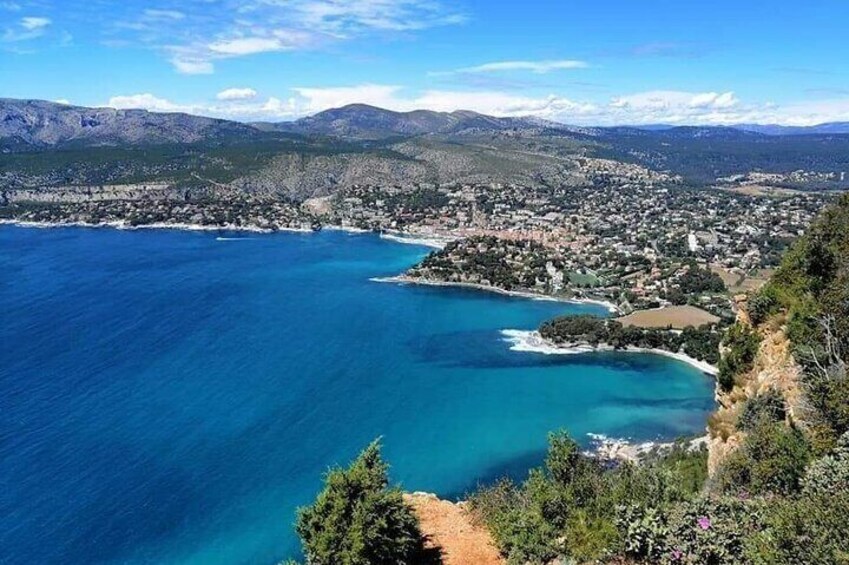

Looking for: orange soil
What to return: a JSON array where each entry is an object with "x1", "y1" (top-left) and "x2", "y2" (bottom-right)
[{"x1": 405, "y1": 492, "x2": 505, "y2": 565}]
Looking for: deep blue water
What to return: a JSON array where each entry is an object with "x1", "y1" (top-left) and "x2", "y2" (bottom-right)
[{"x1": 0, "y1": 226, "x2": 715, "y2": 564}]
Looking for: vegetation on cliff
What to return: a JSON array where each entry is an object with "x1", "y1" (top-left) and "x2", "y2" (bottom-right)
[
  {"x1": 744, "y1": 193, "x2": 849, "y2": 451},
  {"x1": 292, "y1": 440, "x2": 428, "y2": 565}
]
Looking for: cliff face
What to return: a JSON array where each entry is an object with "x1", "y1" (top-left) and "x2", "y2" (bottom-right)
[{"x1": 707, "y1": 302, "x2": 805, "y2": 475}]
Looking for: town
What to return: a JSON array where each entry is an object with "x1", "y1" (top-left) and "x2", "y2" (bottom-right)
[{"x1": 325, "y1": 181, "x2": 831, "y2": 316}]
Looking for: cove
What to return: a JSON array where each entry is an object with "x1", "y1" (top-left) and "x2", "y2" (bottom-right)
[{"x1": 0, "y1": 226, "x2": 715, "y2": 564}]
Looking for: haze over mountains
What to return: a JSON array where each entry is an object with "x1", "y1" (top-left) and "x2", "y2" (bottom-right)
[{"x1": 4, "y1": 99, "x2": 849, "y2": 150}]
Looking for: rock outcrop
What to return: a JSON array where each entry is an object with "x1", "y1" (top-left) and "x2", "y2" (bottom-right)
[{"x1": 707, "y1": 305, "x2": 805, "y2": 476}]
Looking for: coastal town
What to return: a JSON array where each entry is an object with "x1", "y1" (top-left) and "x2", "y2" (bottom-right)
[
  {"x1": 324, "y1": 181, "x2": 829, "y2": 316},
  {"x1": 3, "y1": 176, "x2": 833, "y2": 326}
]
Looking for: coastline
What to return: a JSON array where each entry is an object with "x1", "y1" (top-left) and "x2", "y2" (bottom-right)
[
  {"x1": 372, "y1": 275, "x2": 620, "y2": 313},
  {"x1": 500, "y1": 329, "x2": 719, "y2": 375},
  {"x1": 378, "y1": 231, "x2": 452, "y2": 249},
  {"x1": 586, "y1": 433, "x2": 709, "y2": 464},
  {"x1": 0, "y1": 218, "x2": 314, "y2": 234}
]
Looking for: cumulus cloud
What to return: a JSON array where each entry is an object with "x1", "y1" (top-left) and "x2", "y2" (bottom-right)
[
  {"x1": 450, "y1": 60, "x2": 589, "y2": 74},
  {"x1": 217, "y1": 88, "x2": 259, "y2": 101},
  {"x1": 611, "y1": 90, "x2": 739, "y2": 111},
  {"x1": 107, "y1": 94, "x2": 186, "y2": 113},
  {"x1": 103, "y1": 86, "x2": 849, "y2": 127},
  {"x1": 291, "y1": 84, "x2": 406, "y2": 113}
]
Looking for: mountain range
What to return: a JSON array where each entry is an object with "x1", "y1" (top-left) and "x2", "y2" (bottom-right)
[
  {"x1": 2, "y1": 98, "x2": 849, "y2": 199},
  {"x1": 5, "y1": 98, "x2": 849, "y2": 150}
]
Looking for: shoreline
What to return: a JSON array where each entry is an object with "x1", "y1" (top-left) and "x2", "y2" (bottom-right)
[
  {"x1": 378, "y1": 231, "x2": 452, "y2": 249},
  {"x1": 586, "y1": 433, "x2": 709, "y2": 464},
  {"x1": 371, "y1": 275, "x2": 620, "y2": 313},
  {"x1": 0, "y1": 218, "x2": 315, "y2": 234},
  {"x1": 500, "y1": 329, "x2": 718, "y2": 375}
]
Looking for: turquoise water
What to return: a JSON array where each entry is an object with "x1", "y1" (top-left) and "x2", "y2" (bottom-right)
[{"x1": 0, "y1": 226, "x2": 715, "y2": 564}]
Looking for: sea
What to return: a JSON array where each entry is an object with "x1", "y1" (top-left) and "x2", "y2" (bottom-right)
[{"x1": 0, "y1": 225, "x2": 715, "y2": 564}]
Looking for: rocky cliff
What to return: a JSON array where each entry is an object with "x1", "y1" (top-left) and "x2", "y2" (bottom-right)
[{"x1": 707, "y1": 300, "x2": 806, "y2": 475}]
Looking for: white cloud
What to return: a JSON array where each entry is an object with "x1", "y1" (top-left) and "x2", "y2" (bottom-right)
[
  {"x1": 451, "y1": 60, "x2": 589, "y2": 74},
  {"x1": 102, "y1": 86, "x2": 849, "y2": 127},
  {"x1": 171, "y1": 58, "x2": 214, "y2": 75},
  {"x1": 292, "y1": 84, "x2": 406, "y2": 113},
  {"x1": 20, "y1": 17, "x2": 50, "y2": 30},
  {"x1": 208, "y1": 37, "x2": 288, "y2": 56},
  {"x1": 143, "y1": 9, "x2": 184, "y2": 20},
  {"x1": 1, "y1": 2, "x2": 21, "y2": 11},
  {"x1": 217, "y1": 88, "x2": 259, "y2": 101},
  {"x1": 2, "y1": 15, "x2": 51, "y2": 42},
  {"x1": 107, "y1": 94, "x2": 186, "y2": 113},
  {"x1": 111, "y1": 0, "x2": 465, "y2": 74},
  {"x1": 610, "y1": 90, "x2": 738, "y2": 111}
]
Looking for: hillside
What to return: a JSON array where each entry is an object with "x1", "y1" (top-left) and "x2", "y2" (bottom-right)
[
  {"x1": 3, "y1": 100, "x2": 849, "y2": 202},
  {"x1": 0, "y1": 99, "x2": 259, "y2": 149}
]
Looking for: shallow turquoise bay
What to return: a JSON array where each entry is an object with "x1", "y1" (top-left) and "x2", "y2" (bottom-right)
[{"x1": 0, "y1": 226, "x2": 715, "y2": 564}]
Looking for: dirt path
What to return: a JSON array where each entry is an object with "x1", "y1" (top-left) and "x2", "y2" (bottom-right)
[{"x1": 405, "y1": 492, "x2": 505, "y2": 565}]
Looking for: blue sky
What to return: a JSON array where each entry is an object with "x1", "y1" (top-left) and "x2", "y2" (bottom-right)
[{"x1": 2, "y1": 0, "x2": 849, "y2": 125}]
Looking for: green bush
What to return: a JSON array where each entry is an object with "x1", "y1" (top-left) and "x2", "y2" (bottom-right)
[
  {"x1": 802, "y1": 432, "x2": 849, "y2": 496},
  {"x1": 737, "y1": 388, "x2": 786, "y2": 431},
  {"x1": 745, "y1": 492, "x2": 849, "y2": 564},
  {"x1": 716, "y1": 420, "x2": 811, "y2": 496},
  {"x1": 663, "y1": 496, "x2": 759, "y2": 565},
  {"x1": 295, "y1": 440, "x2": 424, "y2": 565},
  {"x1": 746, "y1": 285, "x2": 780, "y2": 326},
  {"x1": 471, "y1": 434, "x2": 710, "y2": 564},
  {"x1": 616, "y1": 504, "x2": 669, "y2": 561},
  {"x1": 717, "y1": 323, "x2": 761, "y2": 392}
]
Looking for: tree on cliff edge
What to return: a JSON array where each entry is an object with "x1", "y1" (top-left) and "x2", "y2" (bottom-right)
[{"x1": 295, "y1": 440, "x2": 425, "y2": 565}]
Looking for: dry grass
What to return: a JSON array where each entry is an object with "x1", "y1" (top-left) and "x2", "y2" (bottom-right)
[
  {"x1": 711, "y1": 266, "x2": 771, "y2": 293},
  {"x1": 618, "y1": 305, "x2": 720, "y2": 329}
]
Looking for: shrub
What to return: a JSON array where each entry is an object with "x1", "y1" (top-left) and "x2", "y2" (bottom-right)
[
  {"x1": 616, "y1": 504, "x2": 669, "y2": 561},
  {"x1": 737, "y1": 388, "x2": 786, "y2": 431},
  {"x1": 802, "y1": 432, "x2": 849, "y2": 496},
  {"x1": 716, "y1": 420, "x2": 811, "y2": 496},
  {"x1": 717, "y1": 323, "x2": 761, "y2": 392},
  {"x1": 745, "y1": 492, "x2": 849, "y2": 564},
  {"x1": 746, "y1": 285, "x2": 780, "y2": 326},
  {"x1": 663, "y1": 496, "x2": 759, "y2": 565},
  {"x1": 295, "y1": 440, "x2": 424, "y2": 565}
]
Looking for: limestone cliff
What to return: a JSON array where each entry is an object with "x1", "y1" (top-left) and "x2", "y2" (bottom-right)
[{"x1": 707, "y1": 300, "x2": 806, "y2": 476}]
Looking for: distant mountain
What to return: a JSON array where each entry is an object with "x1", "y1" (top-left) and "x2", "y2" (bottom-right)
[
  {"x1": 734, "y1": 122, "x2": 849, "y2": 136},
  {"x1": 0, "y1": 99, "x2": 259, "y2": 149},
  {"x1": 269, "y1": 103, "x2": 558, "y2": 139},
  {"x1": 626, "y1": 122, "x2": 849, "y2": 136}
]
